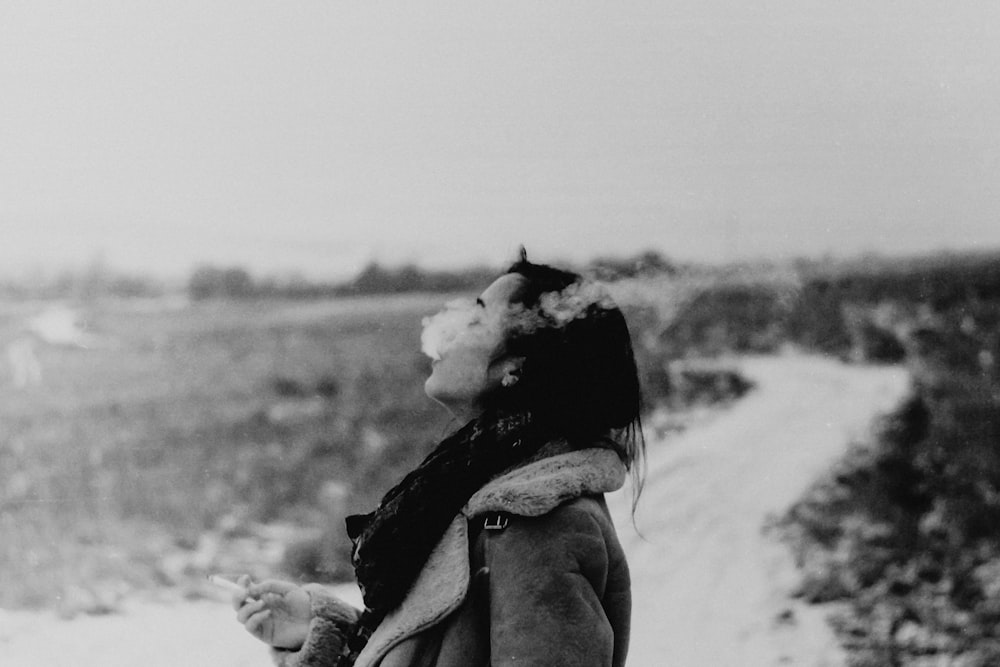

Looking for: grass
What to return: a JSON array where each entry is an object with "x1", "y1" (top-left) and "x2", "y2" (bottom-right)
[
  {"x1": 22, "y1": 249, "x2": 993, "y2": 620},
  {"x1": 0, "y1": 294, "x2": 458, "y2": 610},
  {"x1": 1, "y1": 281, "x2": 753, "y2": 613}
]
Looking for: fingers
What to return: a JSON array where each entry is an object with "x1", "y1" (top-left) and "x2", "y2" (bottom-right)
[
  {"x1": 244, "y1": 608, "x2": 273, "y2": 641},
  {"x1": 236, "y1": 597, "x2": 266, "y2": 625},
  {"x1": 229, "y1": 574, "x2": 253, "y2": 610},
  {"x1": 246, "y1": 579, "x2": 296, "y2": 598}
]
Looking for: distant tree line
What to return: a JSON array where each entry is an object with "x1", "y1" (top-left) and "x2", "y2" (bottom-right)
[
  {"x1": 10, "y1": 248, "x2": 996, "y2": 305},
  {"x1": 185, "y1": 249, "x2": 677, "y2": 300},
  {"x1": 185, "y1": 262, "x2": 501, "y2": 300},
  {"x1": 0, "y1": 249, "x2": 679, "y2": 301}
]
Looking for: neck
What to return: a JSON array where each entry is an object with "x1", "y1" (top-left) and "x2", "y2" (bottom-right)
[{"x1": 438, "y1": 398, "x2": 487, "y2": 424}]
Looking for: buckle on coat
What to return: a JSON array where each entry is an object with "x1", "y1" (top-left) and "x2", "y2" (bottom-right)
[{"x1": 483, "y1": 512, "x2": 509, "y2": 531}]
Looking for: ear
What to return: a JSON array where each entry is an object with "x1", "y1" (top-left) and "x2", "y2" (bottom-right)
[
  {"x1": 502, "y1": 355, "x2": 524, "y2": 379},
  {"x1": 493, "y1": 355, "x2": 525, "y2": 387}
]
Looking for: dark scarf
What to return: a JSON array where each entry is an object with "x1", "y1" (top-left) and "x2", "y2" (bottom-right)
[{"x1": 344, "y1": 408, "x2": 548, "y2": 620}]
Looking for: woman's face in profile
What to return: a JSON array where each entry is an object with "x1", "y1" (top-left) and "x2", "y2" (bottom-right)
[{"x1": 423, "y1": 273, "x2": 526, "y2": 418}]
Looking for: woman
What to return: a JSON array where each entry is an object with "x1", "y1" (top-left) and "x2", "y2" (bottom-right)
[{"x1": 233, "y1": 252, "x2": 643, "y2": 667}]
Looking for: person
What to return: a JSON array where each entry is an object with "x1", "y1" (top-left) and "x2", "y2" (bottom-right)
[{"x1": 232, "y1": 250, "x2": 644, "y2": 667}]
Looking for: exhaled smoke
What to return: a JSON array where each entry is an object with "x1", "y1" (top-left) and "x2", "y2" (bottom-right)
[
  {"x1": 535, "y1": 280, "x2": 616, "y2": 327},
  {"x1": 420, "y1": 298, "x2": 489, "y2": 361},
  {"x1": 420, "y1": 280, "x2": 617, "y2": 361}
]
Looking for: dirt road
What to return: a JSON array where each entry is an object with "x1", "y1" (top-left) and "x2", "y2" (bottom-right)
[
  {"x1": 0, "y1": 355, "x2": 910, "y2": 667},
  {"x1": 607, "y1": 354, "x2": 910, "y2": 666}
]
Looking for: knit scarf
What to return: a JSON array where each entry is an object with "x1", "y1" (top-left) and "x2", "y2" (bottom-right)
[{"x1": 344, "y1": 408, "x2": 547, "y2": 620}]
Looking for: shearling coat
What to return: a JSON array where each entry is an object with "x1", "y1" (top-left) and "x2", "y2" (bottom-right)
[{"x1": 270, "y1": 447, "x2": 631, "y2": 667}]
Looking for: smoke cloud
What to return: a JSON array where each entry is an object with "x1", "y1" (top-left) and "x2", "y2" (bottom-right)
[{"x1": 420, "y1": 280, "x2": 617, "y2": 361}]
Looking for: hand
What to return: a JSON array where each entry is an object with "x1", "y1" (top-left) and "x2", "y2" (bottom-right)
[{"x1": 233, "y1": 576, "x2": 312, "y2": 649}]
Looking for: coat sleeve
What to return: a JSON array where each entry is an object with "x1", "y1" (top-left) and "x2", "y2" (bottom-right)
[
  {"x1": 482, "y1": 501, "x2": 618, "y2": 667},
  {"x1": 269, "y1": 584, "x2": 362, "y2": 667}
]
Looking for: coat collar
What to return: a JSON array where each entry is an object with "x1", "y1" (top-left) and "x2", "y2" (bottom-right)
[
  {"x1": 355, "y1": 447, "x2": 627, "y2": 667},
  {"x1": 465, "y1": 447, "x2": 627, "y2": 516}
]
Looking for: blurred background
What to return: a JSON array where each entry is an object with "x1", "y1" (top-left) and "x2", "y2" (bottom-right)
[{"x1": 2, "y1": 2, "x2": 1000, "y2": 664}]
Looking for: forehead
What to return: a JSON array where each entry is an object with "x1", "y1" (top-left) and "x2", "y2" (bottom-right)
[{"x1": 478, "y1": 273, "x2": 528, "y2": 307}]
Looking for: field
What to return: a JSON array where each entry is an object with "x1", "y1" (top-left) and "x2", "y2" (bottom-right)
[
  {"x1": 1, "y1": 278, "x2": 753, "y2": 614},
  {"x1": 0, "y1": 354, "x2": 907, "y2": 667},
  {"x1": 1, "y1": 295, "x2": 462, "y2": 611},
  {"x1": 6, "y1": 251, "x2": 1000, "y2": 666}
]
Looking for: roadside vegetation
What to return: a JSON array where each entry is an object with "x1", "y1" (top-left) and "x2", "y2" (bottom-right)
[{"x1": 774, "y1": 253, "x2": 1000, "y2": 666}]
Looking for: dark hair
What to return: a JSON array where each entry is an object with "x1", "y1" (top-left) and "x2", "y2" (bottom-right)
[{"x1": 493, "y1": 252, "x2": 646, "y2": 494}]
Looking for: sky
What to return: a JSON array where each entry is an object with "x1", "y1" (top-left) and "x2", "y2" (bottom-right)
[{"x1": 2, "y1": 1, "x2": 999, "y2": 280}]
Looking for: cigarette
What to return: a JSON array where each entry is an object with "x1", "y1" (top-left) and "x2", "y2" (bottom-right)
[{"x1": 207, "y1": 574, "x2": 247, "y2": 594}]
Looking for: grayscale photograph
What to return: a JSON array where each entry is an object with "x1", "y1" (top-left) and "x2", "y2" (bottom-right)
[{"x1": 2, "y1": 2, "x2": 999, "y2": 666}]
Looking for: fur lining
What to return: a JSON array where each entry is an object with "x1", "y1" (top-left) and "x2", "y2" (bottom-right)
[
  {"x1": 465, "y1": 448, "x2": 627, "y2": 517},
  {"x1": 355, "y1": 516, "x2": 470, "y2": 667},
  {"x1": 271, "y1": 585, "x2": 361, "y2": 667},
  {"x1": 354, "y1": 447, "x2": 626, "y2": 667}
]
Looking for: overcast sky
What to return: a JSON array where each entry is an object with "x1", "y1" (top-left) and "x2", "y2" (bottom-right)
[{"x1": 2, "y1": 1, "x2": 999, "y2": 279}]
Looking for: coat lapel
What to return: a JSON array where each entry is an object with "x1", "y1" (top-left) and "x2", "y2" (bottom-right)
[
  {"x1": 354, "y1": 448, "x2": 626, "y2": 667},
  {"x1": 355, "y1": 515, "x2": 470, "y2": 667}
]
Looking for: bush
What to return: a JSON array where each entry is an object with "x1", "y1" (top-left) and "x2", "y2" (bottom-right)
[{"x1": 778, "y1": 306, "x2": 1000, "y2": 663}]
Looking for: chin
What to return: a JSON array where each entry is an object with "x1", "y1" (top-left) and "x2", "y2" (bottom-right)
[
  {"x1": 423, "y1": 375, "x2": 438, "y2": 400},
  {"x1": 424, "y1": 374, "x2": 453, "y2": 406}
]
